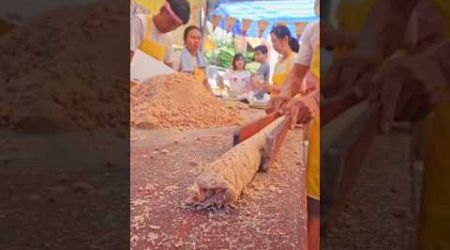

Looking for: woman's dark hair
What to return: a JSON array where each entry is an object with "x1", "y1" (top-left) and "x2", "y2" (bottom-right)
[
  {"x1": 167, "y1": 0, "x2": 191, "y2": 24},
  {"x1": 232, "y1": 53, "x2": 246, "y2": 70},
  {"x1": 270, "y1": 25, "x2": 299, "y2": 53},
  {"x1": 183, "y1": 25, "x2": 202, "y2": 41},
  {"x1": 254, "y1": 45, "x2": 268, "y2": 54}
]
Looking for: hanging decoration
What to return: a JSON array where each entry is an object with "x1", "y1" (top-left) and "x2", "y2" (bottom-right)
[
  {"x1": 234, "y1": 35, "x2": 246, "y2": 53},
  {"x1": 226, "y1": 16, "x2": 237, "y2": 33},
  {"x1": 276, "y1": 21, "x2": 288, "y2": 27},
  {"x1": 295, "y1": 22, "x2": 306, "y2": 39},
  {"x1": 212, "y1": 14, "x2": 222, "y2": 31},
  {"x1": 241, "y1": 18, "x2": 253, "y2": 37},
  {"x1": 258, "y1": 20, "x2": 268, "y2": 38}
]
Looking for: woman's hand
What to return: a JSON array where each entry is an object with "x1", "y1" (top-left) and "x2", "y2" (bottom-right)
[
  {"x1": 282, "y1": 94, "x2": 318, "y2": 129},
  {"x1": 259, "y1": 83, "x2": 273, "y2": 93},
  {"x1": 266, "y1": 94, "x2": 290, "y2": 114},
  {"x1": 371, "y1": 42, "x2": 450, "y2": 132},
  {"x1": 323, "y1": 52, "x2": 378, "y2": 99}
]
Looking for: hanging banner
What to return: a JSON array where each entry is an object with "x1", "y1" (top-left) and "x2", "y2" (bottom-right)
[
  {"x1": 226, "y1": 16, "x2": 237, "y2": 32},
  {"x1": 234, "y1": 35, "x2": 246, "y2": 53},
  {"x1": 212, "y1": 14, "x2": 222, "y2": 31},
  {"x1": 276, "y1": 21, "x2": 288, "y2": 27},
  {"x1": 241, "y1": 18, "x2": 253, "y2": 36},
  {"x1": 258, "y1": 20, "x2": 268, "y2": 37},
  {"x1": 295, "y1": 22, "x2": 306, "y2": 39}
]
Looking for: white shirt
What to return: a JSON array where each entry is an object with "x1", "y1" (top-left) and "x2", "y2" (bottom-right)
[
  {"x1": 225, "y1": 70, "x2": 251, "y2": 97},
  {"x1": 295, "y1": 21, "x2": 320, "y2": 66},
  {"x1": 130, "y1": 1, "x2": 149, "y2": 17},
  {"x1": 130, "y1": 14, "x2": 174, "y2": 64}
]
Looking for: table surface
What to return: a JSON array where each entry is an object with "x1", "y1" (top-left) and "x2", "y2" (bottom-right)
[{"x1": 130, "y1": 108, "x2": 308, "y2": 249}]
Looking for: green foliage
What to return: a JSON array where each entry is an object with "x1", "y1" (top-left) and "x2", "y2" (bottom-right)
[
  {"x1": 205, "y1": 34, "x2": 256, "y2": 69},
  {"x1": 245, "y1": 62, "x2": 261, "y2": 74},
  {"x1": 243, "y1": 51, "x2": 255, "y2": 63}
]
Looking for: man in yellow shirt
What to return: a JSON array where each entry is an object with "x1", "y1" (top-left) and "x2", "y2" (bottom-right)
[{"x1": 130, "y1": 0, "x2": 190, "y2": 66}]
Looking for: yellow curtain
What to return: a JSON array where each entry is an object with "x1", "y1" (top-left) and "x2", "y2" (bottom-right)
[
  {"x1": 432, "y1": 0, "x2": 450, "y2": 38},
  {"x1": 133, "y1": 0, "x2": 165, "y2": 14},
  {"x1": 338, "y1": 0, "x2": 377, "y2": 33}
]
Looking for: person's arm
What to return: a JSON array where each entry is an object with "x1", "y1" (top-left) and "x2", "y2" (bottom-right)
[
  {"x1": 163, "y1": 34, "x2": 175, "y2": 68},
  {"x1": 354, "y1": 0, "x2": 421, "y2": 60},
  {"x1": 165, "y1": 61, "x2": 173, "y2": 68},
  {"x1": 323, "y1": 1, "x2": 421, "y2": 98},
  {"x1": 281, "y1": 22, "x2": 316, "y2": 96},
  {"x1": 130, "y1": 15, "x2": 144, "y2": 63},
  {"x1": 280, "y1": 64, "x2": 310, "y2": 96}
]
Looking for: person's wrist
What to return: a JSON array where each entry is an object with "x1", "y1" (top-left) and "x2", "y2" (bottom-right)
[{"x1": 280, "y1": 88, "x2": 291, "y2": 97}]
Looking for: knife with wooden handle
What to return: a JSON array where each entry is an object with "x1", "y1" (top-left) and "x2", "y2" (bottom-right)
[{"x1": 233, "y1": 111, "x2": 282, "y2": 145}]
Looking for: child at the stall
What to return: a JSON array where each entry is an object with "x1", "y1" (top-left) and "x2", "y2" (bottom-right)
[
  {"x1": 251, "y1": 45, "x2": 271, "y2": 99},
  {"x1": 254, "y1": 45, "x2": 270, "y2": 82},
  {"x1": 225, "y1": 53, "x2": 251, "y2": 100}
]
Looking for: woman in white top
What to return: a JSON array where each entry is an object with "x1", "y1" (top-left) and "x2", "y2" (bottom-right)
[{"x1": 225, "y1": 53, "x2": 251, "y2": 99}]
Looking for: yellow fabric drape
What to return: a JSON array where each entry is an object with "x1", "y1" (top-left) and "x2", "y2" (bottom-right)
[
  {"x1": 338, "y1": 0, "x2": 377, "y2": 33},
  {"x1": 432, "y1": 0, "x2": 450, "y2": 38},
  {"x1": 335, "y1": 0, "x2": 376, "y2": 57},
  {"x1": 138, "y1": 16, "x2": 166, "y2": 61},
  {"x1": 311, "y1": 43, "x2": 320, "y2": 81},
  {"x1": 306, "y1": 44, "x2": 320, "y2": 200},
  {"x1": 420, "y1": 2, "x2": 450, "y2": 249},
  {"x1": 193, "y1": 68, "x2": 206, "y2": 83},
  {"x1": 132, "y1": 0, "x2": 165, "y2": 14}
]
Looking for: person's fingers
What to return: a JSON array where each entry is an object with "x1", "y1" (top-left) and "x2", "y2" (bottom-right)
[
  {"x1": 268, "y1": 96, "x2": 286, "y2": 114},
  {"x1": 301, "y1": 112, "x2": 313, "y2": 124},
  {"x1": 297, "y1": 106, "x2": 309, "y2": 124},
  {"x1": 278, "y1": 96, "x2": 291, "y2": 112}
]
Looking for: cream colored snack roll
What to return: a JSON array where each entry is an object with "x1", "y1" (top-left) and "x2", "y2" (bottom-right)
[{"x1": 187, "y1": 116, "x2": 285, "y2": 207}]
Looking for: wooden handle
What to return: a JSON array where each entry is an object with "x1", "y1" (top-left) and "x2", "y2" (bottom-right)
[{"x1": 233, "y1": 112, "x2": 282, "y2": 145}]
